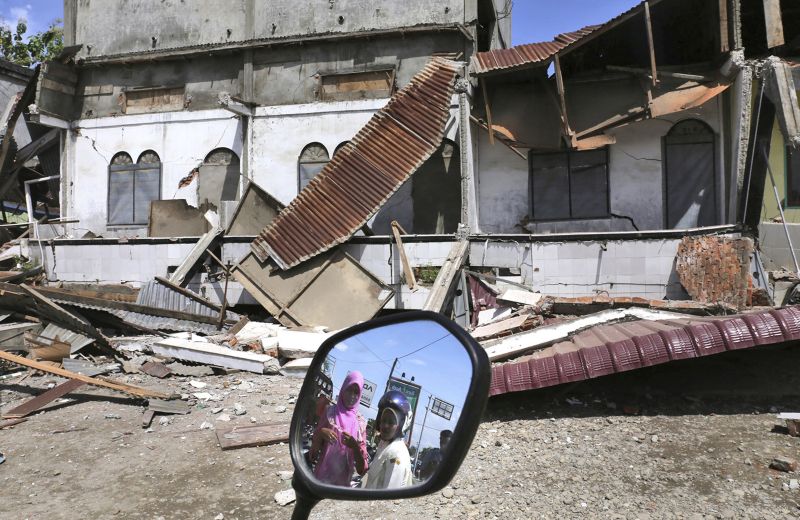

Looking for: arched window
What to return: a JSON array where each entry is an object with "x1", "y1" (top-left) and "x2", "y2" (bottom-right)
[
  {"x1": 108, "y1": 150, "x2": 162, "y2": 225},
  {"x1": 199, "y1": 148, "x2": 240, "y2": 206},
  {"x1": 298, "y1": 143, "x2": 329, "y2": 191},
  {"x1": 664, "y1": 119, "x2": 716, "y2": 228}
]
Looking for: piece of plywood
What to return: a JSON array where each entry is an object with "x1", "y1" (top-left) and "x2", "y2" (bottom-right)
[
  {"x1": 147, "y1": 398, "x2": 190, "y2": 415},
  {"x1": 234, "y1": 249, "x2": 392, "y2": 330},
  {"x1": 216, "y1": 422, "x2": 290, "y2": 450},
  {"x1": 226, "y1": 182, "x2": 284, "y2": 236}
]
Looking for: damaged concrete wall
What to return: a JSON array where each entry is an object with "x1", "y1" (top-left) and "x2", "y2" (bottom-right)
[
  {"x1": 66, "y1": 109, "x2": 242, "y2": 236},
  {"x1": 476, "y1": 85, "x2": 724, "y2": 233},
  {"x1": 69, "y1": 0, "x2": 473, "y2": 58},
  {"x1": 77, "y1": 33, "x2": 465, "y2": 117}
]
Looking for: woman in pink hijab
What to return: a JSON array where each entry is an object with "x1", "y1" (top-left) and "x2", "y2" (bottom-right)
[{"x1": 310, "y1": 370, "x2": 369, "y2": 486}]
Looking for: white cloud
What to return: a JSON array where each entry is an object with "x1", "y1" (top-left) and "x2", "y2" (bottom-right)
[
  {"x1": 10, "y1": 7, "x2": 30, "y2": 22},
  {"x1": 335, "y1": 342, "x2": 350, "y2": 352},
  {"x1": 407, "y1": 358, "x2": 427, "y2": 367}
]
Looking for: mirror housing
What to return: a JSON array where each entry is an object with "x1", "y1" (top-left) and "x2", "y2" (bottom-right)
[{"x1": 289, "y1": 311, "x2": 490, "y2": 514}]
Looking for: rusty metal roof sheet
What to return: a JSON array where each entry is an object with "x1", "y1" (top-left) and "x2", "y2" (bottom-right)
[
  {"x1": 471, "y1": 0, "x2": 664, "y2": 76},
  {"x1": 490, "y1": 306, "x2": 800, "y2": 396},
  {"x1": 471, "y1": 27, "x2": 597, "y2": 75},
  {"x1": 251, "y1": 58, "x2": 460, "y2": 269}
]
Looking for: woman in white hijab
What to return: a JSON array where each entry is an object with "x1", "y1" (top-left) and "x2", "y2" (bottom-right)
[{"x1": 362, "y1": 390, "x2": 413, "y2": 489}]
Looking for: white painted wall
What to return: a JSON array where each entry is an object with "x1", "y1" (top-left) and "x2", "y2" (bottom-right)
[
  {"x1": 67, "y1": 109, "x2": 243, "y2": 236},
  {"x1": 476, "y1": 93, "x2": 724, "y2": 233}
]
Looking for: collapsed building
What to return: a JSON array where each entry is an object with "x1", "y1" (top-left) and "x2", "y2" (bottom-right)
[{"x1": 2, "y1": 0, "x2": 800, "y2": 396}]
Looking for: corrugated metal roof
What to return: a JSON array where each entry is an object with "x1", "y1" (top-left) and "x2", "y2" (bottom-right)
[
  {"x1": 251, "y1": 58, "x2": 460, "y2": 269},
  {"x1": 471, "y1": 0, "x2": 661, "y2": 76},
  {"x1": 136, "y1": 281, "x2": 238, "y2": 322},
  {"x1": 490, "y1": 306, "x2": 800, "y2": 396},
  {"x1": 39, "y1": 322, "x2": 94, "y2": 354}
]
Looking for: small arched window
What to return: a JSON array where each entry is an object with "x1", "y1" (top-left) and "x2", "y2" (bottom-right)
[
  {"x1": 298, "y1": 143, "x2": 329, "y2": 191},
  {"x1": 108, "y1": 150, "x2": 161, "y2": 225}
]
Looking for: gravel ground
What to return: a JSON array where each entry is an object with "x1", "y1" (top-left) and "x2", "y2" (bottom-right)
[{"x1": 2, "y1": 343, "x2": 800, "y2": 520}]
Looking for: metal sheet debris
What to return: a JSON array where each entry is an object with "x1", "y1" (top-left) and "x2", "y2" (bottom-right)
[
  {"x1": 490, "y1": 306, "x2": 800, "y2": 396},
  {"x1": 216, "y1": 422, "x2": 290, "y2": 450},
  {"x1": 152, "y1": 337, "x2": 280, "y2": 374},
  {"x1": 251, "y1": 58, "x2": 460, "y2": 270}
]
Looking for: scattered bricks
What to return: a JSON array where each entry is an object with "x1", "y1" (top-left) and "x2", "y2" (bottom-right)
[
  {"x1": 675, "y1": 236, "x2": 754, "y2": 309},
  {"x1": 770, "y1": 457, "x2": 798, "y2": 472}
]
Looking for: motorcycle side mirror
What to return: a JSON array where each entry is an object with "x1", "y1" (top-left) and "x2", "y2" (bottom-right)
[{"x1": 289, "y1": 311, "x2": 490, "y2": 520}]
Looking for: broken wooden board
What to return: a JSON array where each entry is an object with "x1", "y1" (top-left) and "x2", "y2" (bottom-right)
[
  {"x1": 216, "y1": 422, "x2": 290, "y2": 450},
  {"x1": 0, "y1": 418, "x2": 27, "y2": 429},
  {"x1": 152, "y1": 337, "x2": 279, "y2": 374},
  {"x1": 142, "y1": 409, "x2": 155, "y2": 428},
  {"x1": 422, "y1": 240, "x2": 469, "y2": 312},
  {"x1": 0, "y1": 322, "x2": 41, "y2": 350},
  {"x1": 147, "y1": 399, "x2": 190, "y2": 415},
  {"x1": 2, "y1": 378, "x2": 86, "y2": 419},
  {"x1": 471, "y1": 315, "x2": 529, "y2": 340},
  {"x1": 169, "y1": 210, "x2": 223, "y2": 286},
  {"x1": 0, "y1": 350, "x2": 171, "y2": 399}
]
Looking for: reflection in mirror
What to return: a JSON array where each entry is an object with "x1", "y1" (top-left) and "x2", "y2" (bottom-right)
[{"x1": 299, "y1": 319, "x2": 472, "y2": 490}]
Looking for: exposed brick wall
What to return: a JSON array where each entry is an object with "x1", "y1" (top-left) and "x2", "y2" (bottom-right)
[{"x1": 675, "y1": 236, "x2": 754, "y2": 309}]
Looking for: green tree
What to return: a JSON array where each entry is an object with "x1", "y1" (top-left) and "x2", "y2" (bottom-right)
[{"x1": 0, "y1": 19, "x2": 63, "y2": 67}]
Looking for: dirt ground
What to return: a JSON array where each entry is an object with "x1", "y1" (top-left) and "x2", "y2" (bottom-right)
[{"x1": 2, "y1": 342, "x2": 800, "y2": 520}]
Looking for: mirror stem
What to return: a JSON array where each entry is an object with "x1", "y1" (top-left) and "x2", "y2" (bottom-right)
[{"x1": 291, "y1": 476, "x2": 320, "y2": 520}]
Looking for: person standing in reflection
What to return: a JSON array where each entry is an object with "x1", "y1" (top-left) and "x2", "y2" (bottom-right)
[
  {"x1": 310, "y1": 370, "x2": 368, "y2": 486},
  {"x1": 362, "y1": 391, "x2": 413, "y2": 489},
  {"x1": 418, "y1": 429, "x2": 452, "y2": 480}
]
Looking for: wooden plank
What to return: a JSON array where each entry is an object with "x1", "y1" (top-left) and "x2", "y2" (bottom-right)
[
  {"x1": 154, "y1": 276, "x2": 221, "y2": 312},
  {"x1": 0, "y1": 418, "x2": 27, "y2": 429},
  {"x1": 0, "y1": 350, "x2": 171, "y2": 399},
  {"x1": 2, "y1": 378, "x2": 86, "y2": 419},
  {"x1": 216, "y1": 422, "x2": 290, "y2": 450},
  {"x1": 718, "y1": 0, "x2": 729, "y2": 53},
  {"x1": 553, "y1": 53, "x2": 575, "y2": 145},
  {"x1": 142, "y1": 409, "x2": 155, "y2": 428},
  {"x1": 644, "y1": 2, "x2": 658, "y2": 87},
  {"x1": 480, "y1": 77, "x2": 495, "y2": 145},
  {"x1": 422, "y1": 240, "x2": 469, "y2": 312},
  {"x1": 169, "y1": 211, "x2": 223, "y2": 286},
  {"x1": 471, "y1": 315, "x2": 529, "y2": 340},
  {"x1": 147, "y1": 399, "x2": 190, "y2": 415},
  {"x1": 391, "y1": 221, "x2": 417, "y2": 291},
  {"x1": 763, "y1": 0, "x2": 785, "y2": 49}
]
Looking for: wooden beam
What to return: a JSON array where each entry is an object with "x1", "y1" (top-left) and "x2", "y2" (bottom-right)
[
  {"x1": 574, "y1": 107, "x2": 646, "y2": 139},
  {"x1": 0, "y1": 350, "x2": 171, "y2": 399},
  {"x1": 468, "y1": 115, "x2": 526, "y2": 160},
  {"x1": 391, "y1": 220, "x2": 417, "y2": 291},
  {"x1": 763, "y1": 0, "x2": 785, "y2": 49},
  {"x1": 553, "y1": 54, "x2": 575, "y2": 146},
  {"x1": 422, "y1": 240, "x2": 469, "y2": 312},
  {"x1": 2, "y1": 379, "x2": 86, "y2": 418},
  {"x1": 719, "y1": 0, "x2": 729, "y2": 53},
  {"x1": 479, "y1": 77, "x2": 495, "y2": 145},
  {"x1": 644, "y1": 1, "x2": 658, "y2": 87}
]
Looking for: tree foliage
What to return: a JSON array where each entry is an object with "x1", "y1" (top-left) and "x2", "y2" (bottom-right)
[{"x1": 0, "y1": 19, "x2": 63, "y2": 67}]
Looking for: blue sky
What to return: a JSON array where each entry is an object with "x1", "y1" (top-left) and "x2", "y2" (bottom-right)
[
  {"x1": 0, "y1": 0, "x2": 62, "y2": 34},
  {"x1": 324, "y1": 319, "x2": 472, "y2": 455},
  {"x1": 511, "y1": 0, "x2": 641, "y2": 45},
  {"x1": 4, "y1": 1, "x2": 642, "y2": 46}
]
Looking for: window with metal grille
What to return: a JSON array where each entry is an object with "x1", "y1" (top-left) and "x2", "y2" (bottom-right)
[
  {"x1": 787, "y1": 146, "x2": 800, "y2": 208},
  {"x1": 298, "y1": 143, "x2": 329, "y2": 192},
  {"x1": 529, "y1": 148, "x2": 609, "y2": 220},
  {"x1": 108, "y1": 150, "x2": 161, "y2": 225}
]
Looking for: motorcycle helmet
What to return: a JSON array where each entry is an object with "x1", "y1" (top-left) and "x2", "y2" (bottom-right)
[{"x1": 376, "y1": 390, "x2": 412, "y2": 440}]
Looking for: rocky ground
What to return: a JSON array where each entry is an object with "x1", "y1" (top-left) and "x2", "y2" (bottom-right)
[{"x1": 2, "y1": 342, "x2": 800, "y2": 520}]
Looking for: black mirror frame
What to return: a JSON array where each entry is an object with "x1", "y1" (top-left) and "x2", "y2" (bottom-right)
[{"x1": 289, "y1": 310, "x2": 490, "y2": 506}]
